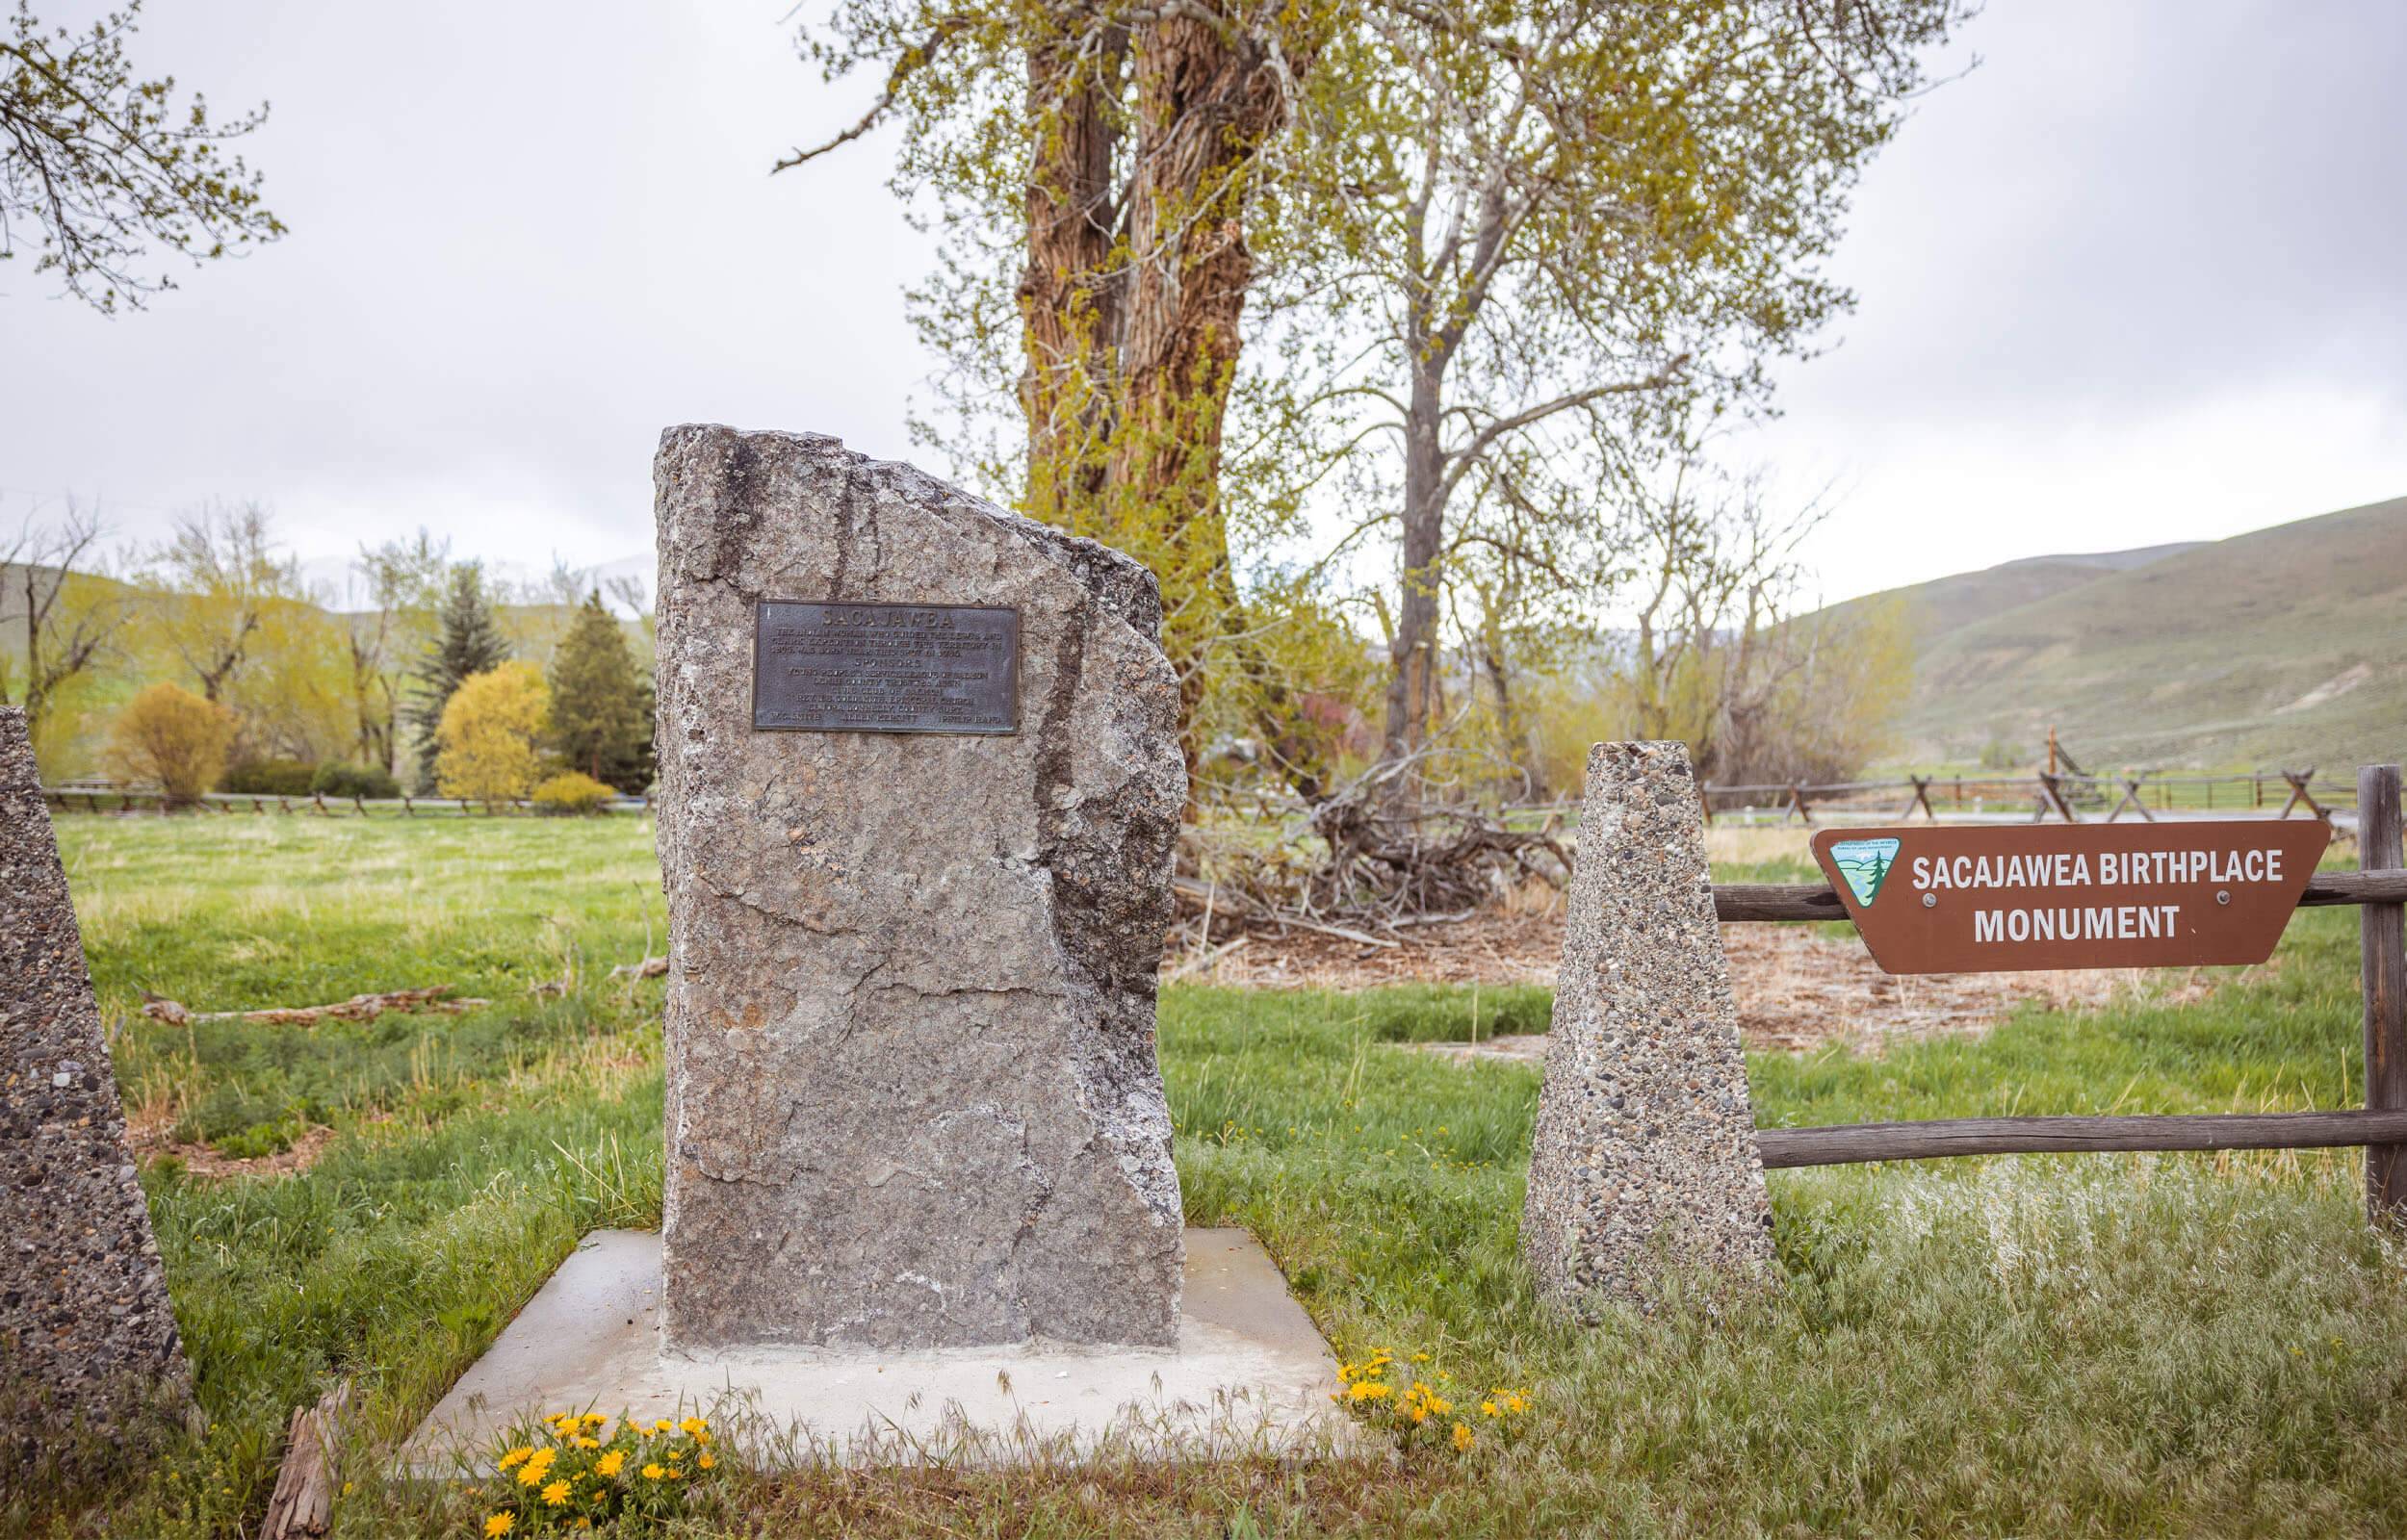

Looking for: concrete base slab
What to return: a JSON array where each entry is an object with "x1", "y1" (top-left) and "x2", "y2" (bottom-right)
[{"x1": 405, "y1": 1228, "x2": 1349, "y2": 1468}]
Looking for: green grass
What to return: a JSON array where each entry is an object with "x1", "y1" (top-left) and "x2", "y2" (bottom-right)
[{"x1": 24, "y1": 814, "x2": 2407, "y2": 1537}]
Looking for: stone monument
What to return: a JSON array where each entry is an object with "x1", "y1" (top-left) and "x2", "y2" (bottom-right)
[
  {"x1": 1521, "y1": 740, "x2": 1773, "y2": 1306},
  {"x1": 409, "y1": 429, "x2": 1342, "y2": 1462},
  {"x1": 651, "y1": 424, "x2": 1186, "y2": 1350},
  {"x1": 0, "y1": 707, "x2": 191, "y2": 1455}
]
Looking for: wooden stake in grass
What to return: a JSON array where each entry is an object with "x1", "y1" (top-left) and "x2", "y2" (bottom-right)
[
  {"x1": 2362, "y1": 763, "x2": 2405, "y2": 1223},
  {"x1": 257, "y1": 1380, "x2": 349, "y2": 1540}
]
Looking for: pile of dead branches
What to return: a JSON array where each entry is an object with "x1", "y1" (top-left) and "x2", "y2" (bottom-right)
[{"x1": 1172, "y1": 757, "x2": 1572, "y2": 955}]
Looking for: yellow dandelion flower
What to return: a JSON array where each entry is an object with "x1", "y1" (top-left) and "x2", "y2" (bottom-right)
[
  {"x1": 1346, "y1": 1381, "x2": 1390, "y2": 1402},
  {"x1": 483, "y1": 1515, "x2": 514, "y2": 1538},
  {"x1": 515, "y1": 1464, "x2": 547, "y2": 1488},
  {"x1": 679, "y1": 1416, "x2": 705, "y2": 1434},
  {"x1": 575, "y1": 1436, "x2": 599, "y2": 1449},
  {"x1": 595, "y1": 1450, "x2": 626, "y2": 1477},
  {"x1": 1411, "y1": 1351, "x2": 1430, "y2": 1363},
  {"x1": 541, "y1": 1479, "x2": 572, "y2": 1507},
  {"x1": 641, "y1": 1463, "x2": 665, "y2": 1480},
  {"x1": 1480, "y1": 1399, "x2": 1499, "y2": 1417},
  {"x1": 694, "y1": 1430, "x2": 712, "y2": 1447},
  {"x1": 1452, "y1": 1423, "x2": 1475, "y2": 1451},
  {"x1": 498, "y1": 1447, "x2": 533, "y2": 1472},
  {"x1": 698, "y1": 1451, "x2": 716, "y2": 1470}
]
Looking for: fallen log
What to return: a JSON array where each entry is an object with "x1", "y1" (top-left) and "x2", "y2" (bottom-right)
[
  {"x1": 609, "y1": 956, "x2": 670, "y2": 980},
  {"x1": 140, "y1": 986, "x2": 490, "y2": 1027}
]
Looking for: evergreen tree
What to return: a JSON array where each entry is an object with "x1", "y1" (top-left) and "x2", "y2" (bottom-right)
[
  {"x1": 547, "y1": 591, "x2": 653, "y2": 791},
  {"x1": 408, "y1": 564, "x2": 508, "y2": 787}
]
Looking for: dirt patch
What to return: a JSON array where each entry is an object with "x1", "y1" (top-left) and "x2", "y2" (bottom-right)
[
  {"x1": 126, "y1": 1115, "x2": 336, "y2": 1180},
  {"x1": 1176, "y1": 908, "x2": 2233, "y2": 1053}
]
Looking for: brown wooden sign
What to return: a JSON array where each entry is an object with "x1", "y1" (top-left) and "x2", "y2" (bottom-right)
[{"x1": 1811, "y1": 821, "x2": 2330, "y2": 975}]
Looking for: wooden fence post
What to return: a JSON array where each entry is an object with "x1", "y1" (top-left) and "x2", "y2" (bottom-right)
[{"x1": 2363, "y1": 763, "x2": 2406, "y2": 1223}]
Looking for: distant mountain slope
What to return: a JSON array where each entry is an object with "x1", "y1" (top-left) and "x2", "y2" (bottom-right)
[
  {"x1": 1873, "y1": 540, "x2": 2206, "y2": 650},
  {"x1": 1848, "y1": 496, "x2": 2407, "y2": 769}
]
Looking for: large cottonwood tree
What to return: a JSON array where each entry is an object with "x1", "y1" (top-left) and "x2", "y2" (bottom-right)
[{"x1": 781, "y1": 0, "x2": 1333, "y2": 776}]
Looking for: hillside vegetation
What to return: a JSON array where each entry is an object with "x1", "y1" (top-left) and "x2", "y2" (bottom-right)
[{"x1": 1844, "y1": 495, "x2": 2407, "y2": 770}]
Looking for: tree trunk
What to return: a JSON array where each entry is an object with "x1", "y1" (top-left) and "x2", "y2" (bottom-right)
[
  {"x1": 1106, "y1": 8, "x2": 1283, "y2": 714},
  {"x1": 1379, "y1": 359, "x2": 1447, "y2": 801},
  {"x1": 1017, "y1": 22, "x2": 1126, "y2": 532}
]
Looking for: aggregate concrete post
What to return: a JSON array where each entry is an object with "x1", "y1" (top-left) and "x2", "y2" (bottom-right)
[
  {"x1": 0, "y1": 707, "x2": 192, "y2": 1463},
  {"x1": 1522, "y1": 740, "x2": 1774, "y2": 1307}
]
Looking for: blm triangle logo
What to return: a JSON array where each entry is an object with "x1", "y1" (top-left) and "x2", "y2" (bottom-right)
[{"x1": 1827, "y1": 837, "x2": 1901, "y2": 907}]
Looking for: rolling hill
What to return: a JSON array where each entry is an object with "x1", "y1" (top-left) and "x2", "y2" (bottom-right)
[{"x1": 1842, "y1": 494, "x2": 2407, "y2": 771}]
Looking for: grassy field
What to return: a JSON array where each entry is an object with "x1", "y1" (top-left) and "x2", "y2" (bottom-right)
[{"x1": 21, "y1": 813, "x2": 2407, "y2": 1537}]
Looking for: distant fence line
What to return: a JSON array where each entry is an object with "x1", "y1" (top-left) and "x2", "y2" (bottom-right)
[
  {"x1": 1696, "y1": 768, "x2": 2361, "y2": 829},
  {"x1": 43, "y1": 766, "x2": 2361, "y2": 830},
  {"x1": 39, "y1": 785, "x2": 653, "y2": 818}
]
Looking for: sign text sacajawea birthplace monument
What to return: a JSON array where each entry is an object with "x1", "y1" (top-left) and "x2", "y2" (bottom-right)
[
  {"x1": 1814, "y1": 822, "x2": 2329, "y2": 975},
  {"x1": 1, "y1": 707, "x2": 192, "y2": 1464}
]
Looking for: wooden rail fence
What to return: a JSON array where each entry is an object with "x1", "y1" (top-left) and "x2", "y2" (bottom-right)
[
  {"x1": 1727, "y1": 762, "x2": 2407, "y2": 1222},
  {"x1": 39, "y1": 787, "x2": 652, "y2": 817},
  {"x1": 1699, "y1": 768, "x2": 2358, "y2": 826}
]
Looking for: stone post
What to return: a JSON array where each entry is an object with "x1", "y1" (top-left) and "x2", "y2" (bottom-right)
[
  {"x1": 0, "y1": 707, "x2": 191, "y2": 1460},
  {"x1": 1521, "y1": 740, "x2": 1773, "y2": 1306},
  {"x1": 651, "y1": 426, "x2": 1185, "y2": 1352}
]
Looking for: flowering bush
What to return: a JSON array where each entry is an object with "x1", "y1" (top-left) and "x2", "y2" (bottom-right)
[
  {"x1": 531, "y1": 770, "x2": 617, "y2": 816},
  {"x1": 469, "y1": 1410, "x2": 722, "y2": 1534},
  {"x1": 1333, "y1": 1348, "x2": 1531, "y2": 1455}
]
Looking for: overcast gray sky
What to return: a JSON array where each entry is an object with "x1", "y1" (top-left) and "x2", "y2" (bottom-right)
[{"x1": 6, "y1": 0, "x2": 2403, "y2": 605}]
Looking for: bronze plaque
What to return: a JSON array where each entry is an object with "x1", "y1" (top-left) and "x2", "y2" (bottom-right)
[
  {"x1": 751, "y1": 601, "x2": 1019, "y2": 734},
  {"x1": 1811, "y1": 821, "x2": 2330, "y2": 975}
]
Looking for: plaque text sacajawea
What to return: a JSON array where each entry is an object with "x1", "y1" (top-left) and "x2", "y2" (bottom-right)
[
  {"x1": 753, "y1": 601, "x2": 1019, "y2": 734},
  {"x1": 1812, "y1": 821, "x2": 2330, "y2": 974}
]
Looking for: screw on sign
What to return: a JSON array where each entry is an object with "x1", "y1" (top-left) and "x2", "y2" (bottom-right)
[{"x1": 1812, "y1": 821, "x2": 2331, "y2": 975}]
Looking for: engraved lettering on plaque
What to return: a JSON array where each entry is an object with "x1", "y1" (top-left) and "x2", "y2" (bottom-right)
[{"x1": 751, "y1": 601, "x2": 1020, "y2": 734}]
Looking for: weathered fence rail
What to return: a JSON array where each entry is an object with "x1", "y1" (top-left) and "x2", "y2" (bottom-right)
[
  {"x1": 1759, "y1": 1109, "x2": 2407, "y2": 1168},
  {"x1": 1734, "y1": 762, "x2": 2407, "y2": 1223}
]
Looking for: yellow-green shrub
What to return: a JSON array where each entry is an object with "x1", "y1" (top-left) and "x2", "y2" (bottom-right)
[
  {"x1": 437, "y1": 661, "x2": 549, "y2": 804},
  {"x1": 107, "y1": 682, "x2": 237, "y2": 804},
  {"x1": 531, "y1": 771, "x2": 616, "y2": 817}
]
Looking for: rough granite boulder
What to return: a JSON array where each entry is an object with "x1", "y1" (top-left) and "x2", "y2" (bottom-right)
[
  {"x1": 652, "y1": 425, "x2": 1186, "y2": 1352},
  {"x1": 1521, "y1": 740, "x2": 1774, "y2": 1308},
  {"x1": 0, "y1": 707, "x2": 191, "y2": 1461}
]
